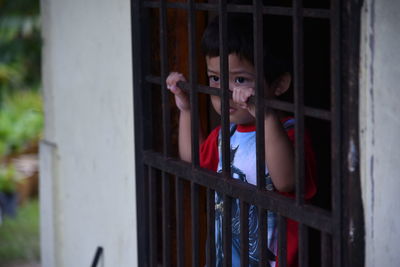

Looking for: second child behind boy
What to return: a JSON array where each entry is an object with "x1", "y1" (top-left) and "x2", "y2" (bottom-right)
[{"x1": 166, "y1": 14, "x2": 316, "y2": 267}]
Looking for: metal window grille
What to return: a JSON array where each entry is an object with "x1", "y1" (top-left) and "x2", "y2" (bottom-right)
[{"x1": 131, "y1": 0, "x2": 365, "y2": 266}]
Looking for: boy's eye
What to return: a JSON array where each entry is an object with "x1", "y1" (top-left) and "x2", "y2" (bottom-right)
[
  {"x1": 209, "y1": 75, "x2": 220, "y2": 83},
  {"x1": 235, "y1": 77, "x2": 247, "y2": 84}
]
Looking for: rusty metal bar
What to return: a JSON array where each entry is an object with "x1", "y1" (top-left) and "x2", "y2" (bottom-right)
[
  {"x1": 175, "y1": 177, "x2": 185, "y2": 267},
  {"x1": 162, "y1": 172, "x2": 171, "y2": 266},
  {"x1": 293, "y1": 0, "x2": 305, "y2": 205},
  {"x1": 330, "y1": 0, "x2": 342, "y2": 266},
  {"x1": 191, "y1": 182, "x2": 200, "y2": 267},
  {"x1": 207, "y1": 188, "x2": 216, "y2": 267},
  {"x1": 240, "y1": 201, "x2": 249, "y2": 267},
  {"x1": 143, "y1": 150, "x2": 333, "y2": 233},
  {"x1": 149, "y1": 167, "x2": 158, "y2": 267},
  {"x1": 278, "y1": 215, "x2": 287, "y2": 267},
  {"x1": 223, "y1": 195, "x2": 232, "y2": 267}
]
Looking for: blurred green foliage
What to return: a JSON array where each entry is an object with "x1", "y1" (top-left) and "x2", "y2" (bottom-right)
[
  {"x1": 0, "y1": 163, "x2": 18, "y2": 193},
  {"x1": 0, "y1": 2, "x2": 41, "y2": 264},
  {"x1": 0, "y1": 199, "x2": 40, "y2": 264},
  {"x1": 0, "y1": 0, "x2": 43, "y2": 159},
  {"x1": 0, "y1": 0, "x2": 41, "y2": 102},
  {"x1": 0, "y1": 91, "x2": 43, "y2": 157}
]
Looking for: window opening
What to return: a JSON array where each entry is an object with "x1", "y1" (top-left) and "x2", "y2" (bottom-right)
[{"x1": 131, "y1": 0, "x2": 365, "y2": 266}]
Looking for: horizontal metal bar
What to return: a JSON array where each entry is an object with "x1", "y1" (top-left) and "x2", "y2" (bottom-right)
[
  {"x1": 142, "y1": 150, "x2": 334, "y2": 233},
  {"x1": 142, "y1": 1, "x2": 330, "y2": 18},
  {"x1": 146, "y1": 75, "x2": 331, "y2": 121},
  {"x1": 266, "y1": 99, "x2": 331, "y2": 121},
  {"x1": 227, "y1": 5, "x2": 330, "y2": 18}
]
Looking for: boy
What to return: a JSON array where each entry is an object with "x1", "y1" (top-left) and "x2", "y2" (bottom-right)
[{"x1": 166, "y1": 14, "x2": 316, "y2": 267}]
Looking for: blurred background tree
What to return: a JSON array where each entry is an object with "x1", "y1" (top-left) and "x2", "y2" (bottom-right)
[
  {"x1": 0, "y1": 0, "x2": 41, "y2": 105},
  {"x1": 0, "y1": 1, "x2": 42, "y2": 265},
  {"x1": 0, "y1": 0, "x2": 42, "y2": 157}
]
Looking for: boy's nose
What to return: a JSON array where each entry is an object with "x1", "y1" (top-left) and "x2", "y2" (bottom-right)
[{"x1": 228, "y1": 81, "x2": 234, "y2": 91}]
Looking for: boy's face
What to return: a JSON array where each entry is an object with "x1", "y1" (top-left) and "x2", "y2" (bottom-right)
[{"x1": 206, "y1": 53, "x2": 261, "y2": 125}]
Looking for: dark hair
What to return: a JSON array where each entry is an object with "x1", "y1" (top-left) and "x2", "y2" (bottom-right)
[{"x1": 201, "y1": 13, "x2": 290, "y2": 84}]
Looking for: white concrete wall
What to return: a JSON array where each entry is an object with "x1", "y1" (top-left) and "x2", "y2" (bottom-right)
[
  {"x1": 40, "y1": 0, "x2": 137, "y2": 266},
  {"x1": 360, "y1": 0, "x2": 400, "y2": 266}
]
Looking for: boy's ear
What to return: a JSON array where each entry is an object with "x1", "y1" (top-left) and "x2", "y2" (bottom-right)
[{"x1": 273, "y1": 72, "x2": 291, "y2": 96}]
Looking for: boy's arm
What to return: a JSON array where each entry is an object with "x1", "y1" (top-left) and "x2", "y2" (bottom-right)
[
  {"x1": 166, "y1": 72, "x2": 204, "y2": 162},
  {"x1": 263, "y1": 111, "x2": 295, "y2": 192},
  {"x1": 178, "y1": 110, "x2": 193, "y2": 162},
  {"x1": 232, "y1": 86, "x2": 295, "y2": 192}
]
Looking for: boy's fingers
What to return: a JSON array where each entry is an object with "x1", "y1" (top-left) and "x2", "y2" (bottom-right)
[{"x1": 166, "y1": 72, "x2": 187, "y2": 91}]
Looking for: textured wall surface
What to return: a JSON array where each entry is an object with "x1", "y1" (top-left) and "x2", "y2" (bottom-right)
[
  {"x1": 40, "y1": 0, "x2": 137, "y2": 266},
  {"x1": 360, "y1": 0, "x2": 400, "y2": 266}
]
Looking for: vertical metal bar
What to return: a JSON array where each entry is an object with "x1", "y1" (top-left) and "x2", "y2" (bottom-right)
[
  {"x1": 162, "y1": 172, "x2": 171, "y2": 266},
  {"x1": 188, "y1": 0, "x2": 200, "y2": 167},
  {"x1": 293, "y1": 0, "x2": 305, "y2": 206},
  {"x1": 341, "y1": 1, "x2": 365, "y2": 266},
  {"x1": 258, "y1": 208, "x2": 268, "y2": 267},
  {"x1": 321, "y1": 232, "x2": 332, "y2": 267},
  {"x1": 131, "y1": 0, "x2": 150, "y2": 264},
  {"x1": 149, "y1": 167, "x2": 158, "y2": 267},
  {"x1": 223, "y1": 195, "x2": 232, "y2": 267},
  {"x1": 160, "y1": 0, "x2": 171, "y2": 157},
  {"x1": 253, "y1": 0, "x2": 266, "y2": 190},
  {"x1": 188, "y1": 1, "x2": 200, "y2": 263},
  {"x1": 293, "y1": 10, "x2": 307, "y2": 267},
  {"x1": 207, "y1": 189, "x2": 216, "y2": 267},
  {"x1": 293, "y1": 1, "x2": 310, "y2": 262},
  {"x1": 278, "y1": 215, "x2": 287, "y2": 267},
  {"x1": 159, "y1": 1, "x2": 171, "y2": 264},
  {"x1": 240, "y1": 201, "x2": 249, "y2": 267},
  {"x1": 252, "y1": 2, "x2": 269, "y2": 262},
  {"x1": 218, "y1": 2, "x2": 231, "y2": 264},
  {"x1": 298, "y1": 224, "x2": 309, "y2": 267},
  {"x1": 218, "y1": 0, "x2": 231, "y2": 178},
  {"x1": 191, "y1": 183, "x2": 200, "y2": 267},
  {"x1": 330, "y1": 0, "x2": 342, "y2": 266},
  {"x1": 176, "y1": 177, "x2": 185, "y2": 267}
]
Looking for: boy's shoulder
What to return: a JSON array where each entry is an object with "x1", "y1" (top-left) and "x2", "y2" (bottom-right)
[{"x1": 200, "y1": 126, "x2": 221, "y2": 171}]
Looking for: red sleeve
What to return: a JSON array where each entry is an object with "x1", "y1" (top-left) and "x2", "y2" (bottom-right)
[
  {"x1": 278, "y1": 127, "x2": 317, "y2": 267},
  {"x1": 199, "y1": 126, "x2": 220, "y2": 171},
  {"x1": 279, "y1": 127, "x2": 317, "y2": 200}
]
